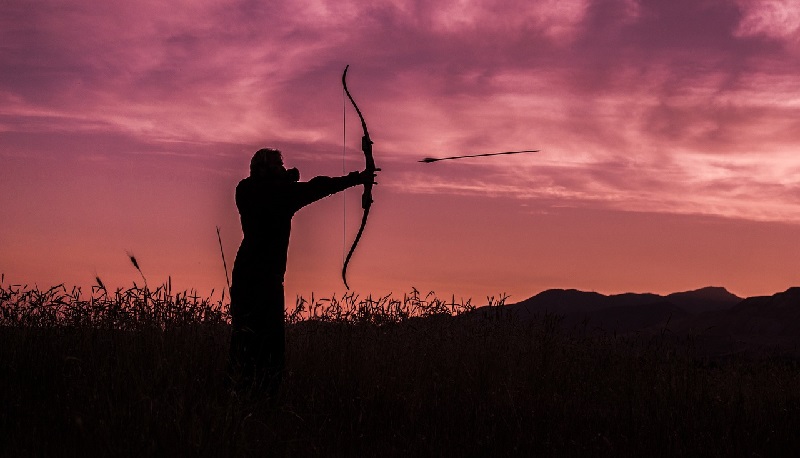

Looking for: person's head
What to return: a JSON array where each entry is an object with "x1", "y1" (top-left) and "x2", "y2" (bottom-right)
[{"x1": 250, "y1": 148, "x2": 285, "y2": 178}]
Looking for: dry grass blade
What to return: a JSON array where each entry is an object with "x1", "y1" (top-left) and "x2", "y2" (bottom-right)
[{"x1": 216, "y1": 226, "x2": 231, "y2": 292}]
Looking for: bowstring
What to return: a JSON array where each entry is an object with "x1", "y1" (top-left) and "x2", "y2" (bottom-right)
[{"x1": 342, "y1": 81, "x2": 347, "y2": 265}]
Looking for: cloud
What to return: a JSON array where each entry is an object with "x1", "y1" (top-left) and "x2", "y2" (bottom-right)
[
  {"x1": 2, "y1": 0, "x2": 799, "y2": 225},
  {"x1": 735, "y1": 0, "x2": 800, "y2": 42}
]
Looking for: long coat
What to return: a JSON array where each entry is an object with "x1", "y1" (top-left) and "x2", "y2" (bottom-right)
[{"x1": 228, "y1": 172, "x2": 360, "y2": 389}]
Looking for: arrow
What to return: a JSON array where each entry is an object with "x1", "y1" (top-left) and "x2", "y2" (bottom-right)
[{"x1": 419, "y1": 150, "x2": 540, "y2": 163}]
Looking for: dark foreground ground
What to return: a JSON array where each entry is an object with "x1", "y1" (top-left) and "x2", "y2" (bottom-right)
[{"x1": 3, "y1": 313, "x2": 800, "y2": 457}]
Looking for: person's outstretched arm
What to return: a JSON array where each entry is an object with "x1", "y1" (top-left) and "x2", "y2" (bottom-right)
[{"x1": 290, "y1": 169, "x2": 377, "y2": 211}]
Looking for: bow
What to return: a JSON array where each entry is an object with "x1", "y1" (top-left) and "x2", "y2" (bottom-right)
[{"x1": 341, "y1": 65, "x2": 375, "y2": 290}]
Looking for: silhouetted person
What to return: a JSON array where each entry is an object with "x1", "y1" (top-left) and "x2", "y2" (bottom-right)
[{"x1": 228, "y1": 148, "x2": 376, "y2": 396}]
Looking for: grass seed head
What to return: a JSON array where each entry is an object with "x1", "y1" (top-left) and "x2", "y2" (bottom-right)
[{"x1": 126, "y1": 251, "x2": 141, "y2": 272}]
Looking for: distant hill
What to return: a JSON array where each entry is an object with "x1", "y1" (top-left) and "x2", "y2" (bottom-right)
[
  {"x1": 666, "y1": 286, "x2": 743, "y2": 313},
  {"x1": 472, "y1": 287, "x2": 743, "y2": 333},
  {"x1": 473, "y1": 287, "x2": 800, "y2": 352},
  {"x1": 677, "y1": 287, "x2": 800, "y2": 338},
  {"x1": 466, "y1": 286, "x2": 800, "y2": 356}
]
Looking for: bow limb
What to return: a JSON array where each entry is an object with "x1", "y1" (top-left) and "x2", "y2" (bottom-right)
[{"x1": 341, "y1": 65, "x2": 375, "y2": 289}]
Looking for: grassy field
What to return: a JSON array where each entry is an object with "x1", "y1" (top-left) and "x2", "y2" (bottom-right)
[{"x1": 2, "y1": 279, "x2": 800, "y2": 456}]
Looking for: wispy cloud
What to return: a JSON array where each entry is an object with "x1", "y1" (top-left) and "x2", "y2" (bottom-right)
[{"x1": 2, "y1": 0, "x2": 799, "y2": 223}]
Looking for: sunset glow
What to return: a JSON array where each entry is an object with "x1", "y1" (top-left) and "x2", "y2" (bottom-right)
[{"x1": 2, "y1": 0, "x2": 799, "y2": 301}]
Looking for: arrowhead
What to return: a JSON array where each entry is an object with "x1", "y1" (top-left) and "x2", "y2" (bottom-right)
[{"x1": 419, "y1": 158, "x2": 438, "y2": 163}]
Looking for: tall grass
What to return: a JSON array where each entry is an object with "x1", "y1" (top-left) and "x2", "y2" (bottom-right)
[
  {"x1": 0, "y1": 277, "x2": 227, "y2": 329},
  {"x1": 0, "y1": 274, "x2": 477, "y2": 329},
  {"x1": 2, "y1": 276, "x2": 800, "y2": 456}
]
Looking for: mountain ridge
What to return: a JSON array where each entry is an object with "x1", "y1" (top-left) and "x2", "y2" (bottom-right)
[
  {"x1": 497, "y1": 286, "x2": 742, "y2": 322},
  {"x1": 471, "y1": 286, "x2": 800, "y2": 341}
]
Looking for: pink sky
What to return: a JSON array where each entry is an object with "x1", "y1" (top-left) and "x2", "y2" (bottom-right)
[{"x1": 2, "y1": 0, "x2": 800, "y2": 301}]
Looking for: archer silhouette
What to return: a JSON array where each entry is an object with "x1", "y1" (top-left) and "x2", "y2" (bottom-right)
[{"x1": 228, "y1": 148, "x2": 377, "y2": 395}]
